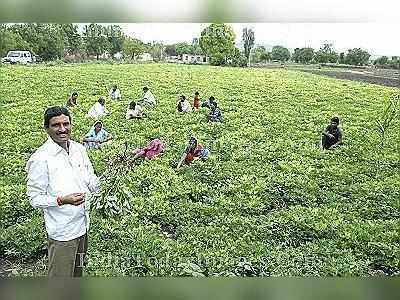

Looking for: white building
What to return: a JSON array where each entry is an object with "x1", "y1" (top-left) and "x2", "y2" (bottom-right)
[
  {"x1": 138, "y1": 52, "x2": 153, "y2": 61},
  {"x1": 181, "y1": 54, "x2": 210, "y2": 64}
]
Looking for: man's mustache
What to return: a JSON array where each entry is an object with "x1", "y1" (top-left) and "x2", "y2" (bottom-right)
[{"x1": 56, "y1": 132, "x2": 69, "y2": 135}]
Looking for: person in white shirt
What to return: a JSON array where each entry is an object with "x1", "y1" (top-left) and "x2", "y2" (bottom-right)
[
  {"x1": 109, "y1": 85, "x2": 121, "y2": 100},
  {"x1": 176, "y1": 95, "x2": 192, "y2": 113},
  {"x1": 26, "y1": 106, "x2": 100, "y2": 277},
  {"x1": 126, "y1": 101, "x2": 145, "y2": 119},
  {"x1": 86, "y1": 97, "x2": 110, "y2": 118},
  {"x1": 142, "y1": 86, "x2": 156, "y2": 106}
]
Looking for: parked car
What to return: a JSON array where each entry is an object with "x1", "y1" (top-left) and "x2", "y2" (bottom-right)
[{"x1": 1, "y1": 50, "x2": 35, "y2": 64}]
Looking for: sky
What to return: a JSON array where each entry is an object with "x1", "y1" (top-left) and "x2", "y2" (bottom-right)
[{"x1": 111, "y1": 23, "x2": 399, "y2": 57}]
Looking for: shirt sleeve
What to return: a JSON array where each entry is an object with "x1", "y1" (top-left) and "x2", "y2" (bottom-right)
[
  {"x1": 26, "y1": 159, "x2": 58, "y2": 208},
  {"x1": 337, "y1": 128, "x2": 343, "y2": 140},
  {"x1": 82, "y1": 149, "x2": 100, "y2": 193}
]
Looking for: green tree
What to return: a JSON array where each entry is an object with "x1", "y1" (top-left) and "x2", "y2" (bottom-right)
[
  {"x1": 165, "y1": 44, "x2": 178, "y2": 57},
  {"x1": 345, "y1": 48, "x2": 371, "y2": 66},
  {"x1": 106, "y1": 25, "x2": 126, "y2": 56},
  {"x1": 260, "y1": 51, "x2": 272, "y2": 62},
  {"x1": 191, "y1": 38, "x2": 203, "y2": 55},
  {"x1": 9, "y1": 23, "x2": 65, "y2": 60},
  {"x1": 339, "y1": 52, "x2": 346, "y2": 64},
  {"x1": 0, "y1": 25, "x2": 29, "y2": 57},
  {"x1": 175, "y1": 42, "x2": 192, "y2": 56},
  {"x1": 271, "y1": 45, "x2": 290, "y2": 62},
  {"x1": 292, "y1": 47, "x2": 314, "y2": 63},
  {"x1": 83, "y1": 23, "x2": 110, "y2": 60},
  {"x1": 242, "y1": 27, "x2": 255, "y2": 64},
  {"x1": 60, "y1": 24, "x2": 82, "y2": 55},
  {"x1": 253, "y1": 46, "x2": 265, "y2": 63},
  {"x1": 122, "y1": 37, "x2": 145, "y2": 60},
  {"x1": 229, "y1": 47, "x2": 247, "y2": 67},
  {"x1": 199, "y1": 23, "x2": 236, "y2": 65},
  {"x1": 150, "y1": 42, "x2": 164, "y2": 61},
  {"x1": 314, "y1": 43, "x2": 338, "y2": 63},
  {"x1": 374, "y1": 56, "x2": 389, "y2": 67}
]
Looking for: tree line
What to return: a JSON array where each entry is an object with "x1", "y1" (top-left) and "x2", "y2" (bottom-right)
[{"x1": 0, "y1": 23, "x2": 398, "y2": 69}]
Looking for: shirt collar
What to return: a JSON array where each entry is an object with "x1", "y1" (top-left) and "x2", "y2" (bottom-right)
[{"x1": 45, "y1": 137, "x2": 75, "y2": 156}]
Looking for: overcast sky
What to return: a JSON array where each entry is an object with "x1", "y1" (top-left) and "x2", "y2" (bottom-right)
[{"x1": 110, "y1": 23, "x2": 398, "y2": 57}]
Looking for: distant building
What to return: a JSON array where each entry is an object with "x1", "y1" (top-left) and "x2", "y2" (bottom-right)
[
  {"x1": 181, "y1": 54, "x2": 210, "y2": 64},
  {"x1": 138, "y1": 52, "x2": 153, "y2": 61},
  {"x1": 113, "y1": 52, "x2": 123, "y2": 60}
]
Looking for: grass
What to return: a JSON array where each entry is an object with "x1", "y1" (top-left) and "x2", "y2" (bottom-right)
[{"x1": 0, "y1": 63, "x2": 399, "y2": 276}]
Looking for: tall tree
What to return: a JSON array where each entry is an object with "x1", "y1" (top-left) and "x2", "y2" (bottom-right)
[
  {"x1": 271, "y1": 46, "x2": 290, "y2": 62},
  {"x1": 292, "y1": 47, "x2": 314, "y2": 63},
  {"x1": 106, "y1": 25, "x2": 125, "y2": 56},
  {"x1": 345, "y1": 48, "x2": 371, "y2": 66},
  {"x1": 0, "y1": 24, "x2": 29, "y2": 57},
  {"x1": 339, "y1": 52, "x2": 346, "y2": 64},
  {"x1": 8, "y1": 23, "x2": 65, "y2": 60},
  {"x1": 60, "y1": 24, "x2": 82, "y2": 55},
  {"x1": 242, "y1": 27, "x2": 255, "y2": 64},
  {"x1": 122, "y1": 37, "x2": 145, "y2": 60},
  {"x1": 199, "y1": 23, "x2": 236, "y2": 65},
  {"x1": 165, "y1": 44, "x2": 178, "y2": 57},
  {"x1": 150, "y1": 42, "x2": 165, "y2": 61},
  {"x1": 191, "y1": 38, "x2": 203, "y2": 55},
  {"x1": 314, "y1": 43, "x2": 338, "y2": 63},
  {"x1": 175, "y1": 42, "x2": 192, "y2": 56},
  {"x1": 83, "y1": 23, "x2": 110, "y2": 60}
]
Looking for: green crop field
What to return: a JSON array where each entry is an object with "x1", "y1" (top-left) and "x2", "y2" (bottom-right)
[{"x1": 0, "y1": 63, "x2": 399, "y2": 276}]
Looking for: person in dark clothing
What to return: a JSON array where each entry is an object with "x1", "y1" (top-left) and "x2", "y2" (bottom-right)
[
  {"x1": 321, "y1": 116, "x2": 343, "y2": 150},
  {"x1": 66, "y1": 92, "x2": 78, "y2": 107}
]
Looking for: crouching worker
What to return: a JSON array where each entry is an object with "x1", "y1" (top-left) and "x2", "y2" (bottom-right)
[
  {"x1": 132, "y1": 138, "x2": 165, "y2": 161},
  {"x1": 82, "y1": 121, "x2": 113, "y2": 150},
  {"x1": 321, "y1": 116, "x2": 343, "y2": 150},
  {"x1": 126, "y1": 101, "x2": 145, "y2": 119},
  {"x1": 208, "y1": 101, "x2": 223, "y2": 123},
  {"x1": 176, "y1": 137, "x2": 209, "y2": 169}
]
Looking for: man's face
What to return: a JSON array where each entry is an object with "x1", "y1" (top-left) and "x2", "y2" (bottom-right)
[
  {"x1": 46, "y1": 114, "x2": 71, "y2": 144},
  {"x1": 330, "y1": 121, "x2": 338, "y2": 129}
]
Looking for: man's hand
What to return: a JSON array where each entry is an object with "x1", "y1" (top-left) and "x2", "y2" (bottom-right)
[{"x1": 60, "y1": 193, "x2": 85, "y2": 206}]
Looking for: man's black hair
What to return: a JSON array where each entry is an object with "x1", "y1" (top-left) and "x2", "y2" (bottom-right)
[
  {"x1": 98, "y1": 97, "x2": 105, "y2": 104},
  {"x1": 195, "y1": 91, "x2": 199, "y2": 95},
  {"x1": 72, "y1": 92, "x2": 78, "y2": 97},
  {"x1": 209, "y1": 96, "x2": 215, "y2": 101},
  {"x1": 143, "y1": 86, "x2": 149, "y2": 91},
  {"x1": 129, "y1": 101, "x2": 136, "y2": 109},
  {"x1": 331, "y1": 116, "x2": 340, "y2": 125},
  {"x1": 44, "y1": 106, "x2": 71, "y2": 128}
]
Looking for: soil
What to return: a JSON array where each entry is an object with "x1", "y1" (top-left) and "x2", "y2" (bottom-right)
[{"x1": 299, "y1": 69, "x2": 400, "y2": 88}]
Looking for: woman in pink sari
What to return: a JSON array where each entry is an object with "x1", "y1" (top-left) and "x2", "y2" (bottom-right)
[{"x1": 132, "y1": 138, "x2": 165, "y2": 161}]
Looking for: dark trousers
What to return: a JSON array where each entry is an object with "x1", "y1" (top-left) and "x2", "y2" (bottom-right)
[
  {"x1": 321, "y1": 134, "x2": 337, "y2": 149},
  {"x1": 47, "y1": 233, "x2": 88, "y2": 277}
]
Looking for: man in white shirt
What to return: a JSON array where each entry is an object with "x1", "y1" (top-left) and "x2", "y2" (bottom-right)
[
  {"x1": 109, "y1": 85, "x2": 121, "y2": 100},
  {"x1": 142, "y1": 86, "x2": 156, "y2": 106},
  {"x1": 126, "y1": 101, "x2": 144, "y2": 119},
  {"x1": 86, "y1": 97, "x2": 110, "y2": 118},
  {"x1": 177, "y1": 95, "x2": 192, "y2": 113},
  {"x1": 26, "y1": 106, "x2": 100, "y2": 277}
]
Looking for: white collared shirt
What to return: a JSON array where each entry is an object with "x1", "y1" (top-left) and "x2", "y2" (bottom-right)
[
  {"x1": 181, "y1": 100, "x2": 192, "y2": 112},
  {"x1": 86, "y1": 102, "x2": 109, "y2": 118},
  {"x1": 25, "y1": 137, "x2": 100, "y2": 241},
  {"x1": 143, "y1": 90, "x2": 156, "y2": 105},
  {"x1": 109, "y1": 88, "x2": 121, "y2": 100}
]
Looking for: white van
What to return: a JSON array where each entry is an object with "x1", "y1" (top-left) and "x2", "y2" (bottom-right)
[{"x1": 1, "y1": 50, "x2": 35, "y2": 64}]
